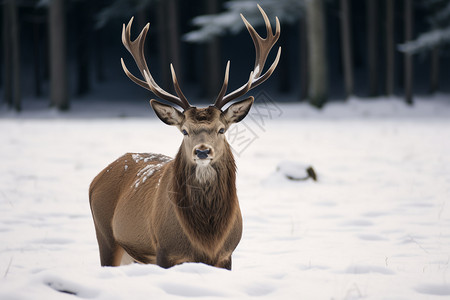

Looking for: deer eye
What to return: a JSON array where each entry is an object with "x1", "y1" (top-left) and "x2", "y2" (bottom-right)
[
  {"x1": 182, "y1": 129, "x2": 189, "y2": 136},
  {"x1": 218, "y1": 128, "x2": 225, "y2": 134}
]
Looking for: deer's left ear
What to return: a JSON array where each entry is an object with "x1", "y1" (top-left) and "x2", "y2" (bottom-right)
[
  {"x1": 223, "y1": 96, "x2": 254, "y2": 124},
  {"x1": 150, "y1": 99, "x2": 184, "y2": 126}
]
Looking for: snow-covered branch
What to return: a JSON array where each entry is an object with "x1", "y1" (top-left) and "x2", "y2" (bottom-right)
[
  {"x1": 95, "y1": 0, "x2": 157, "y2": 29},
  {"x1": 183, "y1": 0, "x2": 304, "y2": 43},
  {"x1": 398, "y1": 26, "x2": 450, "y2": 54}
]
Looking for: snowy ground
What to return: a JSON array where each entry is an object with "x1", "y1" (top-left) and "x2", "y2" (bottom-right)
[{"x1": 1, "y1": 96, "x2": 450, "y2": 299}]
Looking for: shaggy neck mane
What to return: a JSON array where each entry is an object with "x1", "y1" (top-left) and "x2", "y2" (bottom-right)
[{"x1": 171, "y1": 143, "x2": 237, "y2": 250}]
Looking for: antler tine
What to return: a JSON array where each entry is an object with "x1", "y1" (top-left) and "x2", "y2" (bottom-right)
[
  {"x1": 213, "y1": 61, "x2": 230, "y2": 108},
  {"x1": 170, "y1": 64, "x2": 190, "y2": 109},
  {"x1": 121, "y1": 17, "x2": 191, "y2": 110},
  {"x1": 214, "y1": 5, "x2": 281, "y2": 110},
  {"x1": 248, "y1": 46, "x2": 281, "y2": 89},
  {"x1": 242, "y1": 4, "x2": 280, "y2": 76}
]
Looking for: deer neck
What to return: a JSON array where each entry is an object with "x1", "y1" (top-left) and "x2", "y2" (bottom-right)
[{"x1": 171, "y1": 144, "x2": 238, "y2": 252}]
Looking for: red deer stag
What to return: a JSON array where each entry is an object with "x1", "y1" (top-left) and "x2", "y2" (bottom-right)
[{"x1": 89, "y1": 5, "x2": 280, "y2": 270}]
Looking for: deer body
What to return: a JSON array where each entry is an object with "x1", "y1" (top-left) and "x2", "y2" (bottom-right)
[
  {"x1": 89, "y1": 5, "x2": 280, "y2": 270},
  {"x1": 90, "y1": 150, "x2": 242, "y2": 268}
]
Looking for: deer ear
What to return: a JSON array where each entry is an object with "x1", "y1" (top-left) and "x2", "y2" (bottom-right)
[
  {"x1": 223, "y1": 96, "x2": 254, "y2": 124},
  {"x1": 150, "y1": 99, "x2": 184, "y2": 126}
]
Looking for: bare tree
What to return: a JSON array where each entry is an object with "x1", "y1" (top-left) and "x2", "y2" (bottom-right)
[
  {"x1": 3, "y1": 2, "x2": 12, "y2": 107},
  {"x1": 94, "y1": 28, "x2": 105, "y2": 82},
  {"x1": 167, "y1": 0, "x2": 181, "y2": 82},
  {"x1": 156, "y1": 2, "x2": 169, "y2": 89},
  {"x1": 30, "y1": 14, "x2": 45, "y2": 98},
  {"x1": 385, "y1": 0, "x2": 395, "y2": 96},
  {"x1": 429, "y1": 46, "x2": 439, "y2": 93},
  {"x1": 367, "y1": 0, "x2": 378, "y2": 97},
  {"x1": 340, "y1": 0, "x2": 353, "y2": 99},
  {"x1": 75, "y1": 0, "x2": 92, "y2": 96},
  {"x1": 299, "y1": 16, "x2": 308, "y2": 101},
  {"x1": 49, "y1": 0, "x2": 69, "y2": 110},
  {"x1": 404, "y1": 0, "x2": 413, "y2": 105},
  {"x1": 157, "y1": 0, "x2": 181, "y2": 91},
  {"x1": 3, "y1": 0, "x2": 21, "y2": 111},
  {"x1": 277, "y1": 23, "x2": 292, "y2": 94},
  {"x1": 10, "y1": 0, "x2": 20, "y2": 111},
  {"x1": 202, "y1": 0, "x2": 221, "y2": 99},
  {"x1": 306, "y1": 0, "x2": 327, "y2": 108}
]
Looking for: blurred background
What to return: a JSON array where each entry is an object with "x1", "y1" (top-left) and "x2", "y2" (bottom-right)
[{"x1": 1, "y1": 0, "x2": 450, "y2": 112}]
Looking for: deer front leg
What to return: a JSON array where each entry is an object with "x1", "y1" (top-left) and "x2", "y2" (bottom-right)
[
  {"x1": 156, "y1": 248, "x2": 175, "y2": 269},
  {"x1": 216, "y1": 256, "x2": 232, "y2": 270}
]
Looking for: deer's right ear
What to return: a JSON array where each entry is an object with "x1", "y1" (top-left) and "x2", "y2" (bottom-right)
[
  {"x1": 222, "y1": 96, "x2": 254, "y2": 124},
  {"x1": 150, "y1": 100, "x2": 184, "y2": 126}
]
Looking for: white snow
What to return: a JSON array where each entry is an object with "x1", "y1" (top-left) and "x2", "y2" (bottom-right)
[
  {"x1": 131, "y1": 153, "x2": 173, "y2": 188},
  {"x1": 276, "y1": 161, "x2": 314, "y2": 181},
  {"x1": 1, "y1": 96, "x2": 450, "y2": 299},
  {"x1": 134, "y1": 162, "x2": 166, "y2": 188},
  {"x1": 398, "y1": 26, "x2": 450, "y2": 54}
]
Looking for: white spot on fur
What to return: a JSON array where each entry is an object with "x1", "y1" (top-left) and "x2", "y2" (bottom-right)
[
  {"x1": 130, "y1": 153, "x2": 173, "y2": 189},
  {"x1": 132, "y1": 153, "x2": 171, "y2": 164},
  {"x1": 134, "y1": 163, "x2": 167, "y2": 188}
]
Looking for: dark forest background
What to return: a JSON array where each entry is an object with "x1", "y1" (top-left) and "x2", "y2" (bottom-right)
[{"x1": 1, "y1": 0, "x2": 450, "y2": 112}]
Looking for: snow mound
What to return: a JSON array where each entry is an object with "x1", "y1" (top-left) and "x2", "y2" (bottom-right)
[{"x1": 276, "y1": 161, "x2": 317, "y2": 181}]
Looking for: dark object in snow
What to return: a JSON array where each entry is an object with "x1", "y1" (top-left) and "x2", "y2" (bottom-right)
[
  {"x1": 308, "y1": 167, "x2": 318, "y2": 181},
  {"x1": 46, "y1": 282, "x2": 77, "y2": 296},
  {"x1": 277, "y1": 161, "x2": 317, "y2": 181}
]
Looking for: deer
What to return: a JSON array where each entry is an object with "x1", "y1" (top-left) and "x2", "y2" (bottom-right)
[{"x1": 89, "y1": 5, "x2": 280, "y2": 270}]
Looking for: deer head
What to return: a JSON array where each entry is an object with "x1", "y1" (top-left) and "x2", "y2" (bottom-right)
[{"x1": 121, "y1": 5, "x2": 281, "y2": 175}]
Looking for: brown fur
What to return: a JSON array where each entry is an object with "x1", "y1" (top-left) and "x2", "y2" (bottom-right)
[
  {"x1": 89, "y1": 106, "x2": 244, "y2": 270},
  {"x1": 172, "y1": 142, "x2": 239, "y2": 257}
]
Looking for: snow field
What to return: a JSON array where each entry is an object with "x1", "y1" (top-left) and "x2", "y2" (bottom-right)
[{"x1": 1, "y1": 98, "x2": 450, "y2": 299}]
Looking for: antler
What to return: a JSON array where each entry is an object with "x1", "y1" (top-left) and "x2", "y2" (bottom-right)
[
  {"x1": 214, "y1": 4, "x2": 281, "y2": 109},
  {"x1": 121, "y1": 17, "x2": 191, "y2": 110}
]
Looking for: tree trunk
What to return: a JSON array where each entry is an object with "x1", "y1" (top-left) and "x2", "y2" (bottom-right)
[
  {"x1": 3, "y1": 2, "x2": 12, "y2": 107},
  {"x1": 340, "y1": 0, "x2": 353, "y2": 99},
  {"x1": 157, "y1": 1, "x2": 170, "y2": 90},
  {"x1": 42, "y1": 17, "x2": 49, "y2": 81},
  {"x1": 202, "y1": 0, "x2": 221, "y2": 100},
  {"x1": 49, "y1": 0, "x2": 69, "y2": 110},
  {"x1": 306, "y1": 0, "x2": 327, "y2": 108},
  {"x1": 75, "y1": 0, "x2": 91, "y2": 96},
  {"x1": 429, "y1": 46, "x2": 439, "y2": 94},
  {"x1": 367, "y1": 0, "x2": 378, "y2": 97},
  {"x1": 94, "y1": 29, "x2": 105, "y2": 82},
  {"x1": 11, "y1": 0, "x2": 20, "y2": 111},
  {"x1": 3, "y1": 1, "x2": 21, "y2": 111},
  {"x1": 404, "y1": 0, "x2": 413, "y2": 105},
  {"x1": 33, "y1": 20, "x2": 42, "y2": 97},
  {"x1": 167, "y1": 0, "x2": 183, "y2": 78},
  {"x1": 385, "y1": 0, "x2": 395, "y2": 96},
  {"x1": 93, "y1": 1, "x2": 105, "y2": 82},
  {"x1": 299, "y1": 17, "x2": 308, "y2": 101},
  {"x1": 156, "y1": 0, "x2": 182, "y2": 93},
  {"x1": 277, "y1": 23, "x2": 291, "y2": 94}
]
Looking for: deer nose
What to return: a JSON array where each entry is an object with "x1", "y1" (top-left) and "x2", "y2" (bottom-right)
[{"x1": 195, "y1": 149, "x2": 210, "y2": 160}]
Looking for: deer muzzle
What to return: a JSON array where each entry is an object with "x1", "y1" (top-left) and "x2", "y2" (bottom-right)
[
  {"x1": 193, "y1": 144, "x2": 214, "y2": 165},
  {"x1": 195, "y1": 149, "x2": 210, "y2": 159}
]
